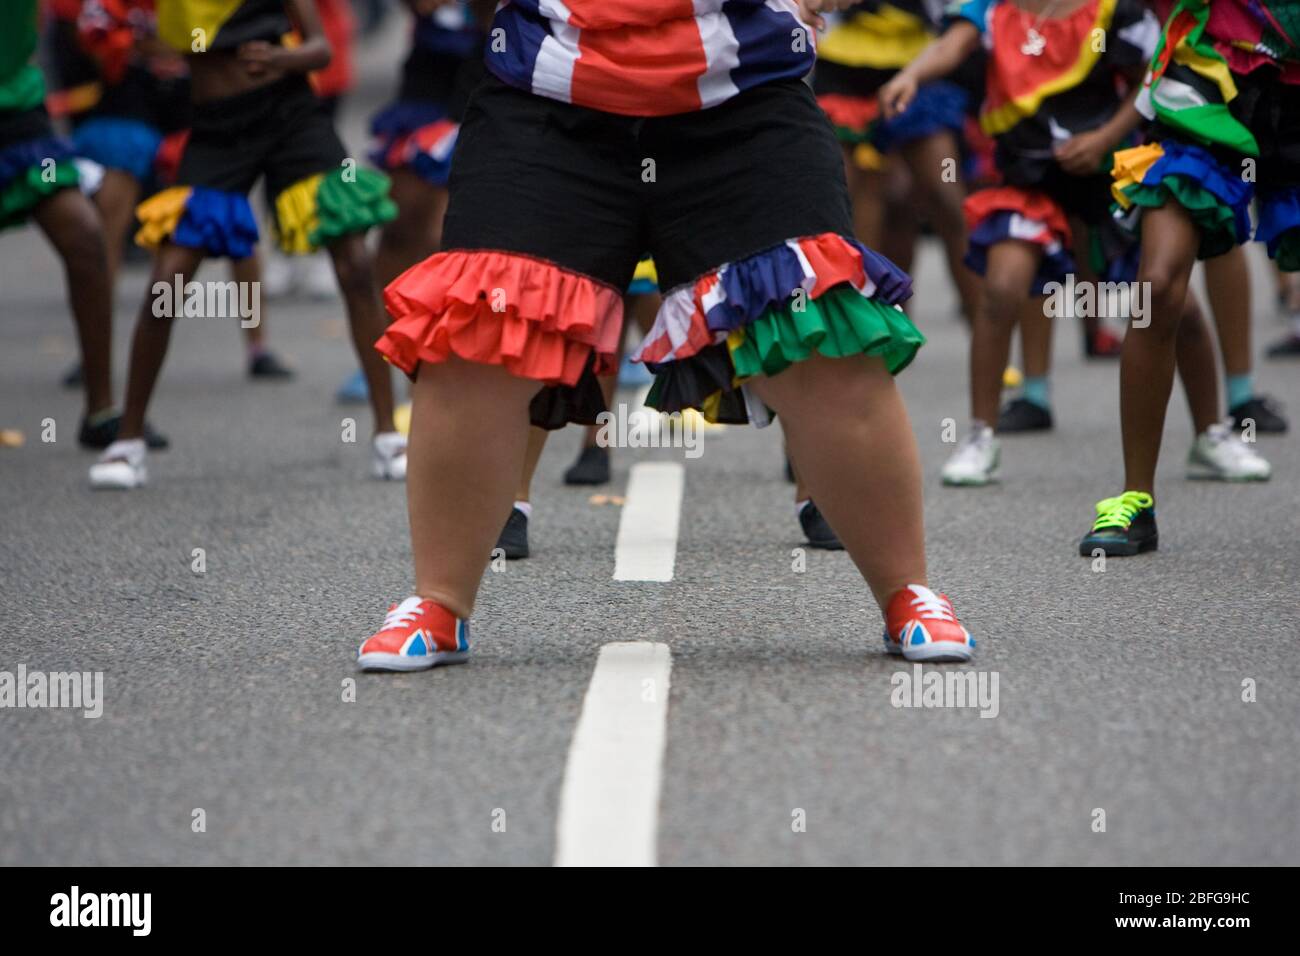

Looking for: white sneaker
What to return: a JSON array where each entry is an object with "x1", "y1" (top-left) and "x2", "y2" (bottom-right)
[
  {"x1": 89, "y1": 438, "x2": 147, "y2": 490},
  {"x1": 1187, "y1": 422, "x2": 1271, "y2": 481},
  {"x1": 941, "y1": 424, "x2": 999, "y2": 486},
  {"x1": 372, "y1": 431, "x2": 407, "y2": 481}
]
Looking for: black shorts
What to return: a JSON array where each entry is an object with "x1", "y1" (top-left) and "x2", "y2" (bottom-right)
[
  {"x1": 442, "y1": 73, "x2": 853, "y2": 293},
  {"x1": 177, "y1": 76, "x2": 347, "y2": 201},
  {"x1": 379, "y1": 76, "x2": 923, "y2": 427}
]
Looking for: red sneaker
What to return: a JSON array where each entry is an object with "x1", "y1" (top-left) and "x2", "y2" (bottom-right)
[
  {"x1": 884, "y1": 585, "x2": 975, "y2": 662},
  {"x1": 357, "y1": 597, "x2": 470, "y2": 672}
]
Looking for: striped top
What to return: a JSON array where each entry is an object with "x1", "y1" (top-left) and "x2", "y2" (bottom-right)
[{"x1": 484, "y1": 0, "x2": 816, "y2": 116}]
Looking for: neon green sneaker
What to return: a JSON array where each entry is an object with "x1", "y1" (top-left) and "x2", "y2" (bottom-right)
[{"x1": 1077, "y1": 491, "x2": 1157, "y2": 557}]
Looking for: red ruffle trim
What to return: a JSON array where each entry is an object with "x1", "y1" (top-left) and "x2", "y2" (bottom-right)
[
  {"x1": 378, "y1": 251, "x2": 624, "y2": 386},
  {"x1": 961, "y1": 186, "x2": 1072, "y2": 248},
  {"x1": 817, "y1": 94, "x2": 881, "y2": 133}
]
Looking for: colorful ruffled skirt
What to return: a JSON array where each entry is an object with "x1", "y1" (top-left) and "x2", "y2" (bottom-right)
[
  {"x1": 0, "y1": 110, "x2": 81, "y2": 231},
  {"x1": 962, "y1": 187, "x2": 1076, "y2": 293}
]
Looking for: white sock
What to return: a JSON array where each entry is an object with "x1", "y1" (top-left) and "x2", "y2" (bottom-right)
[{"x1": 513, "y1": 500, "x2": 533, "y2": 519}]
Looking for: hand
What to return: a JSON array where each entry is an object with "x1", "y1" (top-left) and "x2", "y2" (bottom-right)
[
  {"x1": 878, "y1": 72, "x2": 918, "y2": 120},
  {"x1": 797, "y1": 0, "x2": 859, "y2": 29},
  {"x1": 237, "y1": 40, "x2": 287, "y2": 81},
  {"x1": 1054, "y1": 128, "x2": 1113, "y2": 176}
]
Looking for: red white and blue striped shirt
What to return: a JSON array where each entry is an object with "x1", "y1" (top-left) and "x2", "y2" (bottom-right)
[{"x1": 485, "y1": 0, "x2": 816, "y2": 116}]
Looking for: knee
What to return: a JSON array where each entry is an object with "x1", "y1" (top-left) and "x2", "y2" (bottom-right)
[
  {"x1": 1137, "y1": 262, "x2": 1190, "y2": 338},
  {"x1": 982, "y1": 274, "x2": 1029, "y2": 323},
  {"x1": 329, "y1": 242, "x2": 377, "y2": 300}
]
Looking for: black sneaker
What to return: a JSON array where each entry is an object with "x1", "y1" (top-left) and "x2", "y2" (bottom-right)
[
  {"x1": 799, "y1": 501, "x2": 843, "y2": 550},
  {"x1": 1266, "y1": 333, "x2": 1300, "y2": 357},
  {"x1": 996, "y1": 398, "x2": 1054, "y2": 433},
  {"x1": 61, "y1": 362, "x2": 83, "y2": 389},
  {"x1": 563, "y1": 445, "x2": 610, "y2": 486},
  {"x1": 1077, "y1": 491, "x2": 1157, "y2": 557},
  {"x1": 1229, "y1": 395, "x2": 1288, "y2": 434},
  {"x1": 248, "y1": 350, "x2": 295, "y2": 380},
  {"x1": 78, "y1": 414, "x2": 170, "y2": 451},
  {"x1": 495, "y1": 507, "x2": 530, "y2": 560}
]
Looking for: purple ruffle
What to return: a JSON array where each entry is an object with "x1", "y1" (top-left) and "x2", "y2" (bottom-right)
[
  {"x1": 0, "y1": 137, "x2": 76, "y2": 190},
  {"x1": 1144, "y1": 140, "x2": 1253, "y2": 245},
  {"x1": 963, "y1": 212, "x2": 1076, "y2": 294}
]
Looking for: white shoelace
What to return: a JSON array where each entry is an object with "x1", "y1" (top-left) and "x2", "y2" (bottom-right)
[
  {"x1": 908, "y1": 585, "x2": 955, "y2": 622},
  {"x1": 381, "y1": 596, "x2": 424, "y2": 632}
]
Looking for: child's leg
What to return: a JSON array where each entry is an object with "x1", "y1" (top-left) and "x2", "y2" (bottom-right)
[
  {"x1": 117, "y1": 242, "x2": 206, "y2": 438},
  {"x1": 325, "y1": 233, "x2": 396, "y2": 433},
  {"x1": 407, "y1": 357, "x2": 542, "y2": 617},
  {"x1": 515, "y1": 427, "x2": 548, "y2": 503},
  {"x1": 901, "y1": 130, "x2": 980, "y2": 322},
  {"x1": 375, "y1": 168, "x2": 446, "y2": 287},
  {"x1": 750, "y1": 354, "x2": 924, "y2": 610},
  {"x1": 1121, "y1": 204, "x2": 1201, "y2": 492},
  {"x1": 31, "y1": 189, "x2": 116, "y2": 416},
  {"x1": 845, "y1": 148, "x2": 888, "y2": 250},
  {"x1": 91, "y1": 169, "x2": 143, "y2": 289},
  {"x1": 1202, "y1": 245, "x2": 1253, "y2": 408},
  {"x1": 1174, "y1": 294, "x2": 1221, "y2": 435},
  {"x1": 970, "y1": 241, "x2": 1041, "y2": 425}
]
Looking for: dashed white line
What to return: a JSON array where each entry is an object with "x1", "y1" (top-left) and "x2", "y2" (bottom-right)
[
  {"x1": 555, "y1": 642, "x2": 672, "y2": 867},
  {"x1": 612, "y1": 462, "x2": 684, "y2": 582}
]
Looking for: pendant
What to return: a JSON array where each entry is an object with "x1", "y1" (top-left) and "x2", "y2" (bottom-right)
[{"x1": 1021, "y1": 28, "x2": 1046, "y2": 56}]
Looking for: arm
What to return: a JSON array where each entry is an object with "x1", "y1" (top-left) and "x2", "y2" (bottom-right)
[
  {"x1": 1054, "y1": 86, "x2": 1144, "y2": 175},
  {"x1": 239, "y1": 0, "x2": 332, "y2": 80},
  {"x1": 879, "y1": 19, "x2": 980, "y2": 118}
]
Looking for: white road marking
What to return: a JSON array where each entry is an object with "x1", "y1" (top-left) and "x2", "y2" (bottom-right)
[
  {"x1": 555, "y1": 642, "x2": 672, "y2": 867},
  {"x1": 613, "y1": 462, "x2": 684, "y2": 582}
]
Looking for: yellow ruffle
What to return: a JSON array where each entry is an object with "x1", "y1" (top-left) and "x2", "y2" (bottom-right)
[
  {"x1": 632, "y1": 257, "x2": 658, "y2": 286},
  {"x1": 134, "y1": 186, "x2": 192, "y2": 249},
  {"x1": 819, "y1": 5, "x2": 933, "y2": 69},
  {"x1": 1111, "y1": 143, "x2": 1166, "y2": 208},
  {"x1": 273, "y1": 173, "x2": 325, "y2": 254}
]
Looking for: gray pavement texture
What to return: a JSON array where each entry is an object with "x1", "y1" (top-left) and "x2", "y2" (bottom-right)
[{"x1": 2, "y1": 29, "x2": 1299, "y2": 866}]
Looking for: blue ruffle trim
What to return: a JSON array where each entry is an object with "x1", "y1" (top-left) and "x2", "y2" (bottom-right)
[
  {"x1": 1143, "y1": 140, "x2": 1253, "y2": 246},
  {"x1": 369, "y1": 100, "x2": 458, "y2": 184},
  {"x1": 702, "y1": 238, "x2": 912, "y2": 335},
  {"x1": 369, "y1": 100, "x2": 447, "y2": 139},
  {"x1": 874, "y1": 81, "x2": 968, "y2": 153},
  {"x1": 1256, "y1": 186, "x2": 1300, "y2": 259},
  {"x1": 963, "y1": 212, "x2": 1076, "y2": 294},
  {"x1": 176, "y1": 187, "x2": 259, "y2": 259},
  {"x1": 72, "y1": 117, "x2": 163, "y2": 182},
  {"x1": 0, "y1": 137, "x2": 76, "y2": 190}
]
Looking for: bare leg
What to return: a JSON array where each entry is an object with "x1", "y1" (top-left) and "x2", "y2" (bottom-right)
[
  {"x1": 33, "y1": 189, "x2": 117, "y2": 416},
  {"x1": 901, "y1": 131, "x2": 980, "y2": 323},
  {"x1": 325, "y1": 233, "x2": 396, "y2": 433},
  {"x1": 232, "y1": 252, "x2": 265, "y2": 350},
  {"x1": 407, "y1": 357, "x2": 541, "y2": 616},
  {"x1": 970, "y1": 241, "x2": 1041, "y2": 425},
  {"x1": 844, "y1": 146, "x2": 889, "y2": 252},
  {"x1": 750, "y1": 353, "x2": 925, "y2": 609},
  {"x1": 1121, "y1": 204, "x2": 1201, "y2": 492},
  {"x1": 90, "y1": 169, "x2": 142, "y2": 292},
  {"x1": 375, "y1": 168, "x2": 446, "y2": 288},
  {"x1": 118, "y1": 242, "x2": 207, "y2": 437},
  {"x1": 515, "y1": 427, "x2": 548, "y2": 502},
  {"x1": 1174, "y1": 294, "x2": 1220, "y2": 435},
  {"x1": 1203, "y1": 245, "x2": 1252, "y2": 379}
]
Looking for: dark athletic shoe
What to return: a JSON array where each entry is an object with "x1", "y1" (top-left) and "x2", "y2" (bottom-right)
[
  {"x1": 78, "y1": 413, "x2": 170, "y2": 451},
  {"x1": 1077, "y1": 491, "x2": 1158, "y2": 557},
  {"x1": 799, "y1": 501, "x2": 843, "y2": 551},
  {"x1": 996, "y1": 398, "x2": 1054, "y2": 433},
  {"x1": 495, "y1": 507, "x2": 530, "y2": 560},
  {"x1": 1266, "y1": 333, "x2": 1300, "y2": 357},
  {"x1": 248, "y1": 350, "x2": 295, "y2": 380},
  {"x1": 563, "y1": 445, "x2": 610, "y2": 486},
  {"x1": 1229, "y1": 395, "x2": 1288, "y2": 434}
]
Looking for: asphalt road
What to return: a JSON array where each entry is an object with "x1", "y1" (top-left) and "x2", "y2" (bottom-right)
[{"x1": 1, "y1": 27, "x2": 1298, "y2": 867}]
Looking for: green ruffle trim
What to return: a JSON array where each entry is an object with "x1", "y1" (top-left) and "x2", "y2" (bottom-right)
[
  {"x1": 1117, "y1": 178, "x2": 1240, "y2": 261},
  {"x1": 729, "y1": 284, "x2": 926, "y2": 380},
  {"x1": 310, "y1": 166, "x2": 397, "y2": 246},
  {"x1": 1276, "y1": 232, "x2": 1300, "y2": 273},
  {"x1": 0, "y1": 159, "x2": 79, "y2": 231}
]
